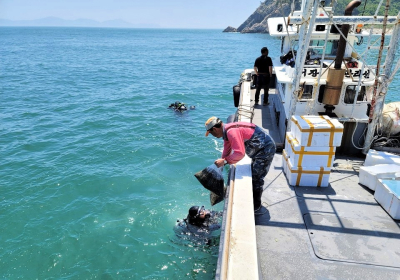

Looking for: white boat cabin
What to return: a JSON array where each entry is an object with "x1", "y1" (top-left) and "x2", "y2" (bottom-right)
[{"x1": 267, "y1": 5, "x2": 375, "y2": 121}]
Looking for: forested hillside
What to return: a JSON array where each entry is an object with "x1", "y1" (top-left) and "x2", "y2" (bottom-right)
[
  {"x1": 335, "y1": 0, "x2": 399, "y2": 16},
  {"x1": 224, "y1": 0, "x2": 399, "y2": 33}
]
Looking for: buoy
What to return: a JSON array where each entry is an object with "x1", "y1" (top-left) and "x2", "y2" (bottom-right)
[
  {"x1": 356, "y1": 24, "x2": 363, "y2": 34},
  {"x1": 233, "y1": 85, "x2": 241, "y2": 108}
]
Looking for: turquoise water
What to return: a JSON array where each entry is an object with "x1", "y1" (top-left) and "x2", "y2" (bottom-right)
[
  {"x1": 0, "y1": 27, "x2": 281, "y2": 279},
  {"x1": 1, "y1": 27, "x2": 399, "y2": 279}
]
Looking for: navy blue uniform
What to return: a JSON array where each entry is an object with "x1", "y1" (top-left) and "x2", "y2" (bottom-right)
[{"x1": 245, "y1": 126, "x2": 276, "y2": 209}]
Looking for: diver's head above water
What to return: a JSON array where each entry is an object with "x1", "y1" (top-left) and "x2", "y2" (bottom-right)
[{"x1": 187, "y1": 205, "x2": 210, "y2": 226}]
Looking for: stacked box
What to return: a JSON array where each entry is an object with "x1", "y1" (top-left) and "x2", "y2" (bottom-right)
[
  {"x1": 285, "y1": 132, "x2": 336, "y2": 168},
  {"x1": 282, "y1": 149, "x2": 289, "y2": 175},
  {"x1": 291, "y1": 115, "x2": 343, "y2": 147},
  {"x1": 282, "y1": 154, "x2": 331, "y2": 187},
  {"x1": 282, "y1": 115, "x2": 344, "y2": 187}
]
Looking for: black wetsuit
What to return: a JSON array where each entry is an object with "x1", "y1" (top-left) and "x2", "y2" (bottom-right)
[{"x1": 174, "y1": 211, "x2": 222, "y2": 241}]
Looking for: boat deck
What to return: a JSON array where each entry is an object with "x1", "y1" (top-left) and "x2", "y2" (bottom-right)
[{"x1": 252, "y1": 90, "x2": 400, "y2": 279}]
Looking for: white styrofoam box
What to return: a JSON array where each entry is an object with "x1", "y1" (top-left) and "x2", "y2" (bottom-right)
[
  {"x1": 285, "y1": 132, "x2": 336, "y2": 167},
  {"x1": 364, "y1": 149, "x2": 400, "y2": 166},
  {"x1": 374, "y1": 178, "x2": 400, "y2": 219},
  {"x1": 291, "y1": 115, "x2": 343, "y2": 147},
  {"x1": 284, "y1": 132, "x2": 295, "y2": 161},
  {"x1": 285, "y1": 132, "x2": 295, "y2": 152},
  {"x1": 282, "y1": 149, "x2": 289, "y2": 175},
  {"x1": 282, "y1": 152, "x2": 331, "y2": 187},
  {"x1": 359, "y1": 164, "x2": 400, "y2": 190}
]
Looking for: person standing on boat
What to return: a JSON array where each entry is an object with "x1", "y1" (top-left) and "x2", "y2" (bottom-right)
[
  {"x1": 204, "y1": 117, "x2": 276, "y2": 211},
  {"x1": 254, "y1": 47, "x2": 273, "y2": 105}
]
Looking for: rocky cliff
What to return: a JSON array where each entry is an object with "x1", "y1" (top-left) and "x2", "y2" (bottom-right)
[{"x1": 224, "y1": 0, "x2": 301, "y2": 33}]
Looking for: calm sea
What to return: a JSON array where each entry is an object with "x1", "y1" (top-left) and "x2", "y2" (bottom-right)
[
  {"x1": 0, "y1": 27, "x2": 281, "y2": 279},
  {"x1": 0, "y1": 27, "x2": 398, "y2": 279}
]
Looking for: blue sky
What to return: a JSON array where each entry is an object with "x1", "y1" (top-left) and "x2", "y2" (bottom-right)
[{"x1": 0, "y1": 0, "x2": 261, "y2": 28}]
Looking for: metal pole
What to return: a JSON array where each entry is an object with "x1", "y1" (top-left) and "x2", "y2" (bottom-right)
[
  {"x1": 287, "y1": 0, "x2": 319, "y2": 132},
  {"x1": 362, "y1": 4, "x2": 400, "y2": 154}
]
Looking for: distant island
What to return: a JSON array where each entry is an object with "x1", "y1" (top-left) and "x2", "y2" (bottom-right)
[{"x1": 0, "y1": 17, "x2": 160, "y2": 29}]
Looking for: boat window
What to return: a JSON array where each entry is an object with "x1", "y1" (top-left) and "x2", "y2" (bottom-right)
[
  {"x1": 289, "y1": 39, "x2": 339, "y2": 58},
  {"x1": 344, "y1": 85, "x2": 368, "y2": 104},
  {"x1": 308, "y1": 40, "x2": 338, "y2": 57},
  {"x1": 299, "y1": 84, "x2": 313, "y2": 100}
]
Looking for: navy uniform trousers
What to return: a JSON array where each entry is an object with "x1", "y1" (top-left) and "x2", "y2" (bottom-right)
[{"x1": 244, "y1": 126, "x2": 276, "y2": 209}]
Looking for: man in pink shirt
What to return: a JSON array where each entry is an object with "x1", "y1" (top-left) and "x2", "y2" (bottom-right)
[{"x1": 205, "y1": 117, "x2": 276, "y2": 212}]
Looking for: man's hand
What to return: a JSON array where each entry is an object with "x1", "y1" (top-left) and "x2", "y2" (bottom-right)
[{"x1": 214, "y1": 158, "x2": 226, "y2": 168}]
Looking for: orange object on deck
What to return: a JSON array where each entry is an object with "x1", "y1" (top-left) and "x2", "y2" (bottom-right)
[{"x1": 356, "y1": 24, "x2": 363, "y2": 33}]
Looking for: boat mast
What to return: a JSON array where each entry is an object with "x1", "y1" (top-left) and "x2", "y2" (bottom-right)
[
  {"x1": 286, "y1": 0, "x2": 319, "y2": 132},
  {"x1": 362, "y1": 2, "x2": 400, "y2": 154}
]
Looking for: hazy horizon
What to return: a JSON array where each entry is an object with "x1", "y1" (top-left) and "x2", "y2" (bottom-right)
[
  {"x1": 0, "y1": 17, "x2": 162, "y2": 29},
  {"x1": 0, "y1": 0, "x2": 261, "y2": 29}
]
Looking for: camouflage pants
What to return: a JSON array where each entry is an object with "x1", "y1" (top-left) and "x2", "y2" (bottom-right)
[{"x1": 245, "y1": 126, "x2": 276, "y2": 209}]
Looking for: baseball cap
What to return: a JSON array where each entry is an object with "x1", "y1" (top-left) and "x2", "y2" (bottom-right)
[{"x1": 205, "y1": 117, "x2": 220, "y2": 136}]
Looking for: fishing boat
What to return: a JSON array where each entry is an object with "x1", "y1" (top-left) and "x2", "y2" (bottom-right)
[{"x1": 216, "y1": 0, "x2": 400, "y2": 279}]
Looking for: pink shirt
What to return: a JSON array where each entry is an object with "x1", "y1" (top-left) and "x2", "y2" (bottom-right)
[{"x1": 221, "y1": 122, "x2": 256, "y2": 164}]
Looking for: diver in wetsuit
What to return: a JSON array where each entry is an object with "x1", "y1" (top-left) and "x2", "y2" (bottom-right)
[
  {"x1": 174, "y1": 206, "x2": 221, "y2": 242},
  {"x1": 169, "y1": 101, "x2": 188, "y2": 111},
  {"x1": 186, "y1": 206, "x2": 220, "y2": 229}
]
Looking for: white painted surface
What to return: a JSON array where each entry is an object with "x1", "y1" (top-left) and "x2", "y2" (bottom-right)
[
  {"x1": 223, "y1": 79, "x2": 259, "y2": 279},
  {"x1": 227, "y1": 156, "x2": 259, "y2": 280}
]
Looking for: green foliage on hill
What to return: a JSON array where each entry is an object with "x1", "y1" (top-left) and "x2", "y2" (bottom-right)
[
  {"x1": 262, "y1": 0, "x2": 399, "y2": 16},
  {"x1": 332, "y1": 0, "x2": 399, "y2": 16}
]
